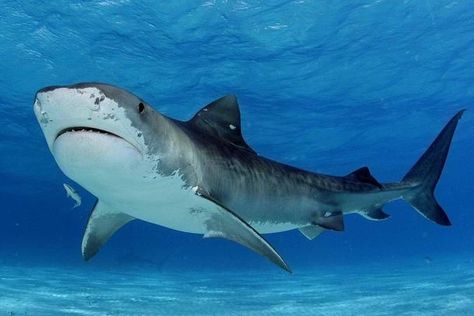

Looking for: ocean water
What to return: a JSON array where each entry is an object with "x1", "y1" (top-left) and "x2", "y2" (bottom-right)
[{"x1": 1, "y1": 1, "x2": 473, "y2": 315}]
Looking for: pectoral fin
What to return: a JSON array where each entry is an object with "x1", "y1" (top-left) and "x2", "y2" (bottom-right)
[
  {"x1": 299, "y1": 225, "x2": 326, "y2": 240},
  {"x1": 82, "y1": 200, "x2": 135, "y2": 260},
  {"x1": 195, "y1": 187, "x2": 291, "y2": 273}
]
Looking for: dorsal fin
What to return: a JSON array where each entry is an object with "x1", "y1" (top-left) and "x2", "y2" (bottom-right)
[
  {"x1": 345, "y1": 167, "x2": 382, "y2": 188},
  {"x1": 188, "y1": 95, "x2": 255, "y2": 153}
]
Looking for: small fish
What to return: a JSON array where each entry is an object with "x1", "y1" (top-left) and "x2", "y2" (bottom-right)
[
  {"x1": 63, "y1": 183, "x2": 81, "y2": 208},
  {"x1": 424, "y1": 256, "x2": 433, "y2": 264}
]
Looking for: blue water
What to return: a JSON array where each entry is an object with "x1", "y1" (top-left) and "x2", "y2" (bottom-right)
[{"x1": 1, "y1": 1, "x2": 473, "y2": 315}]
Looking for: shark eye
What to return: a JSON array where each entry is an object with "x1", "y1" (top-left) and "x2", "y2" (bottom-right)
[{"x1": 138, "y1": 102, "x2": 145, "y2": 113}]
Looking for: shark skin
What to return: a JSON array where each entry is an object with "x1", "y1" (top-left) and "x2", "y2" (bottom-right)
[{"x1": 34, "y1": 83, "x2": 464, "y2": 272}]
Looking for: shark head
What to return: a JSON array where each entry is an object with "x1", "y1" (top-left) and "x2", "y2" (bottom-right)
[{"x1": 33, "y1": 83, "x2": 166, "y2": 196}]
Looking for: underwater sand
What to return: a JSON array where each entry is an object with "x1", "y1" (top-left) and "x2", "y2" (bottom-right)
[{"x1": 1, "y1": 257, "x2": 473, "y2": 316}]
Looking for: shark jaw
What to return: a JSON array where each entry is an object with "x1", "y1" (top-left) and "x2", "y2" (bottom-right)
[
  {"x1": 52, "y1": 126, "x2": 143, "y2": 165},
  {"x1": 52, "y1": 128, "x2": 143, "y2": 187},
  {"x1": 34, "y1": 85, "x2": 152, "y2": 199},
  {"x1": 33, "y1": 85, "x2": 146, "y2": 154},
  {"x1": 56, "y1": 126, "x2": 122, "y2": 141}
]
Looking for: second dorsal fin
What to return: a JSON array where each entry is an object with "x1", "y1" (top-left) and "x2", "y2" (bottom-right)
[
  {"x1": 345, "y1": 167, "x2": 382, "y2": 188},
  {"x1": 188, "y1": 95, "x2": 255, "y2": 152}
]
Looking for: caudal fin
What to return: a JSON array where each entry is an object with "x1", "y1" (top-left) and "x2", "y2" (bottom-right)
[{"x1": 402, "y1": 110, "x2": 465, "y2": 226}]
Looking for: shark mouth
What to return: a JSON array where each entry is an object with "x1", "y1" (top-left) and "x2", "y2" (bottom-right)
[
  {"x1": 56, "y1": 127, "x2": 122, "y2": 140},
  {"x1": 54, "y1": 126, "x2": 142, "y2": 154}
]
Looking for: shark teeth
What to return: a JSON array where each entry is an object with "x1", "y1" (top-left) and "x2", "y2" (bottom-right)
[{"x1": 56, "y1": 127, "x2": 120, "y2": 139}]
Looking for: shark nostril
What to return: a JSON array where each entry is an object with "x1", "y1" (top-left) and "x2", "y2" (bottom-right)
[
  {"x1": 34, "y1": 91, "x2": 43, "y2": 106},
  {"x1": 35, "y1": 98, "x2": 42, "y2": 110},
  {"x1": 40, "y1": 110, "x2": 50, "y2": 124},
  {"x1": 33, "y1": 93, "x2": 50, "y2": 125}
]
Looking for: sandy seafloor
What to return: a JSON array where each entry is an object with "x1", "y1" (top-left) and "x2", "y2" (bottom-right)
[{"x1": 1, "y1": 257, "x2": 473, "y2": 316}]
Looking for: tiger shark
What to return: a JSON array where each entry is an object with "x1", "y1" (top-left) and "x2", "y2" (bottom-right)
[{"x1": 34, "y1": 83, "x2": 464, "y2": 272}]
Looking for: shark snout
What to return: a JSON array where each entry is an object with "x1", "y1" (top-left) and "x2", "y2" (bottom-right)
[
  {"x1": 34, "y1": 83, "x2": 148, "y2": 154},
  {"x1": 34, "y1": 83, "x2": 104, "y2": 117},
  {"x1": 34, "y1": 86, "x2": 57, "y2": 111},
  {"x1": 34, "y1": 91, "x2": 51, "y2": 125},
  {"x1": 34, "y1": 85, "x2": 65, "y2": 110}
]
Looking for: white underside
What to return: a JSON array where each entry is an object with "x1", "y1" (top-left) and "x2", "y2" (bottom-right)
[
  {"x1": 53, "y1": 131, "x2": 296, "y2": 235},
  {"x1": 35, "y1": 86, "x2": 299, "y2": 236}
]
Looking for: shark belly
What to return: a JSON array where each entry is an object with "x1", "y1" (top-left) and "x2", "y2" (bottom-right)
[
  {"x1": 52, "y1": 132, "x2": 209, "y2": 234},
  {"x1": 93, "y1": 176, "x2": 216, "y2": 234},
  {"x1": 106, "y1": 183, "x2": 299, "y2": 235},
  {"x1": 54, "y1": 133, "x2": 297, "y2": 235},
  {"x1": 103, "y1": 185, "x2": 298, "y2": 235}
]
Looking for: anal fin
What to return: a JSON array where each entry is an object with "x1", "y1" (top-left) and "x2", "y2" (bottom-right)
[
  {"x1": 82, "y1": 200, "x2": 135, "y2": 260},
  {"x1": 195, "y1": 187, "x2": 291, "y2": 273},
  {"x1": 360, "y1": 207, "x2": 390, "y2": 221},
  {"x1": 299, "y1": 225, "x2": 326, "y2": 240},
  {"x1": 312, "y1": 212, "x2": 344, "y2": 231}
]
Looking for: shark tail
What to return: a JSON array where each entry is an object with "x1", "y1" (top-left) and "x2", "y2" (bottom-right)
[{"x1": 401, "y1": 110, "x2": 465, "y2": 226}]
